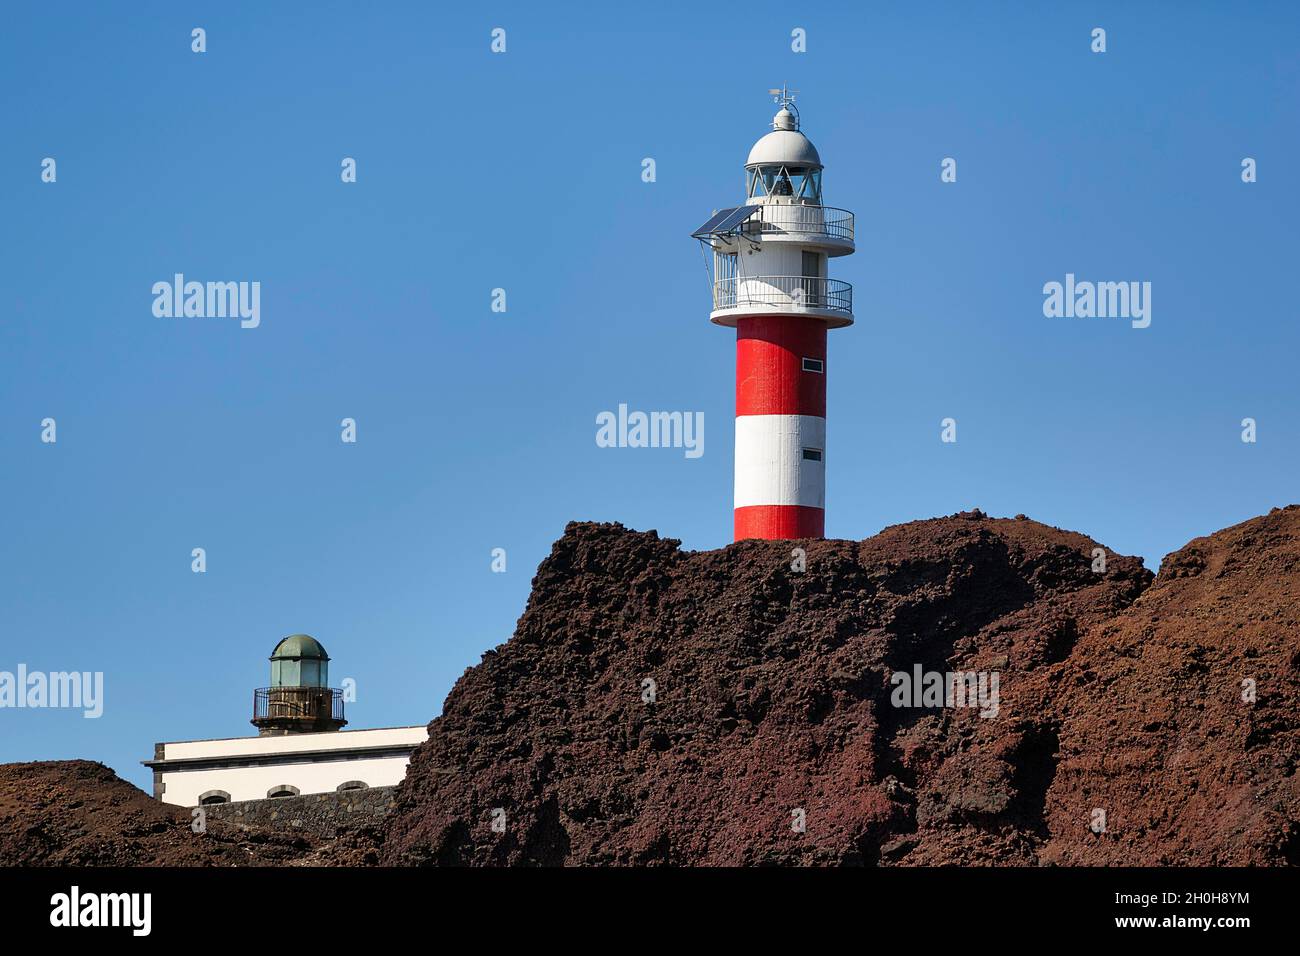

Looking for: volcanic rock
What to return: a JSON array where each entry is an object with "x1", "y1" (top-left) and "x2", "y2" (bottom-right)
[
  {"x1": 0, "y1": 760, "x2": 349, "y2": 866},
  {"x1": 1039, "y1": 506, "x2": 1300, "y2": 865},
  {"x1": 382, "y1": 512, "x2": 1161, "y2": 865},
  {"x1": 7, "y1": 506, "x2": 1299, "y2": 867}
]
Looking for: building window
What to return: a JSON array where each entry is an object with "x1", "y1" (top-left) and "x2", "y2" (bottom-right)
[
  {"x1": 802, "y1": 357, "x2": 824, "y2": 373},
  {"x1": 801, "y1": 250, "x2": 824, "y2": 278},
  {"x1": 802, "y1": 448, "x2": 823, "y2": 462},
  {"x1": 266, "y1": 784, "x2": 300, "y2": 799},
  {"x1": 800, "y1": 251, "x2": 825, "y2": 306},
  {"x1": 337, "y1": 780, "x2": 369, "y2": 792},
  {"x1": 712, "y1": 250, "x2": 738, "y2": 310},
  {"x1": 198, "y1": 790, "x2": 231, "y2": 806}
]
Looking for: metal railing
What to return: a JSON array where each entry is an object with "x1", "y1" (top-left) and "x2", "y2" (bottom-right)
[
  {"x1": 712, "y1": 275, "x2": 853, "y2": 315},
  {"x1": 253, "y1": 686, "x2": 345, "y2": 723},
  {"x1": 745, "y1": 204, "x2": 854, "y2": 242}
]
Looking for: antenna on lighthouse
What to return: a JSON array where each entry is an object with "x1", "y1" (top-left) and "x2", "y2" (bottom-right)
[
  {"x1": 768, "y1": 84, "x2": 798, "y2": 106},
  {"x1": 767, "y1": 85, "x2": 800, "y2": 128}
]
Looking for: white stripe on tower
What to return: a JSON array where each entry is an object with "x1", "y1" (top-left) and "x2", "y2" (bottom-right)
[{"x1": 733, "y1": 415, "x2": 825, "y2": 509}]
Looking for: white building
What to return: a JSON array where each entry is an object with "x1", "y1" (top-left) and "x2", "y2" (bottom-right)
[{"x1": 144, "y1": 634, "x2": 427, "y2": 806}]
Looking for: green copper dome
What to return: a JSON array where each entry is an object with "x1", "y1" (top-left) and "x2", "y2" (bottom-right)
[
  {"x1": 271, "y1": 634, "x2": 330, "y2": 662},
  {"x1": 269, "y1": 634, "x2": 330, "y2": 688}
]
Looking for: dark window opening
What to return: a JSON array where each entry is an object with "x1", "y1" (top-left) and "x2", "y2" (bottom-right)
[
  {"x1": 337, "y1": 780, "x2": 369, "y2": 792},
  {"x1": 266, "y1": 785, "x2": 300, "y2": 799},
  {"x1": 802, "y1": 357, "x2": 824, "y2": 373},
  {"x1": 198, "y1": 790, "x2": 230, "y2": 806},
  {"x1": 802, "y1": 448, "x2": 823, "y2": 462},
  {"x1": 801, "y1": 251, "x2": 825, "y2": 306}
]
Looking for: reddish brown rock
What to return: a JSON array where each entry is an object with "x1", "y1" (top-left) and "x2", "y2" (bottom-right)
[
  {"x1": 0, "y1": 760, "x2": 363, "y2": 866},
  {"x1": 1040, "y1": 506, "x2": 1300, "y2": 865},
  {"x1": 7, "y1": 507, "x2": 1298, "y2": 867},
  {"x1": 382, "y1": 511, "x2": 1161, "y2": 865}
]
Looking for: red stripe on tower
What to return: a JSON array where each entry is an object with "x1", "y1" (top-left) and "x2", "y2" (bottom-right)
[
  {"x1": 736, "y1": 315, "x2": 826, "y2": 417},
  {"x1": 734, "y1": 504, "x2": 825, "y2": 540}
]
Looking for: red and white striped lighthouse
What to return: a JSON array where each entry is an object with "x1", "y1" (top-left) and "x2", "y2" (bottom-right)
[{"x1": 692, "y1": 89, "x2": 855, "y2": 541}]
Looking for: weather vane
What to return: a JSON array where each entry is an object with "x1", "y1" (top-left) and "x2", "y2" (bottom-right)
[{"x1": 768, "y1": 84, "x2": 799, "y2": 108}]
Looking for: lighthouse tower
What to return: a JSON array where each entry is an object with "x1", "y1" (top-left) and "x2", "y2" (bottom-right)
[{"x1": 692, "y1": 89, "x2": 855, "y2": 540}]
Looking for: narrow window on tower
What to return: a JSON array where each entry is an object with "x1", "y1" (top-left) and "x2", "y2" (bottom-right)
[
  {"x1": 802, "y1": 357, "x2": 824, "y2": 373},
  {"x1": 801, "y1": 251, "x2": 824, "y2": 307},
  {"x1": 714, "y1": 251, "x2": 738, "y2": 310},
  {"x1": 802, "y1": 448, "x2": 823, "y2": 462}
]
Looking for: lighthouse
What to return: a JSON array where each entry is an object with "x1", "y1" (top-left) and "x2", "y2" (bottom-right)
[
  {"x1": 142, "y1": 634, "x2": 428, "y2": 806},
  {"x1": 692, "y1": 89, "x2": 855, "y2": 540}
]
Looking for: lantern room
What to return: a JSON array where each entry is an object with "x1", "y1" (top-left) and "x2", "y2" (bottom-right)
[
  {"x1": 744, "y1": 105, "x2": 824, "y2": 203},
  {"x1": 270, "y1": 633, "x2": 330, "y2": 688}
]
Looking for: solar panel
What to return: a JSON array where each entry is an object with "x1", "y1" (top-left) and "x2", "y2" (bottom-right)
[
  {"x1": 712, "y1": 205, "x2": 762, "y2": 233},
  {"x1": 690, "y1": 207, "x2": 738, "y2": 239},
  {"x1": 691, "y1": 204, "x2": 763, "y2": 240}
]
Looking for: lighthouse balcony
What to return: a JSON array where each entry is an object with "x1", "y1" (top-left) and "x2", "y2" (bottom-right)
[
  {"x1": 252, "y1": 686, "x2": 347, "y2": 735},
  {"x1": 710, "y1": 275, "x2": 854, "y2": 328},
  {"x1": 743, "y1": 203, "x2": 854, "y2": 254}
]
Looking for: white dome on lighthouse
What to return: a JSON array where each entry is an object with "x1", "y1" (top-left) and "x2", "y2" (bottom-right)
[{"x1": 746, "y1": 118, "x2": 822, "y2": 169}]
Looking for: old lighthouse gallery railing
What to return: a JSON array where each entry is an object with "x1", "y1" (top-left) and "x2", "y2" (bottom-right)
[{"x1": 252, "y1": 686, "x2": 346, "y2": 724}]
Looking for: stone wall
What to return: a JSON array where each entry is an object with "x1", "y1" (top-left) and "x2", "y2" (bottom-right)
[{"x1": 203, "y1": 785, "x2": 396, "y2": 838}]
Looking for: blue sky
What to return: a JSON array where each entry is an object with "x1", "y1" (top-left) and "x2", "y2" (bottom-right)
[{"x1": 2, "y1": 2, "x2": 1297, "y2": 790}]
